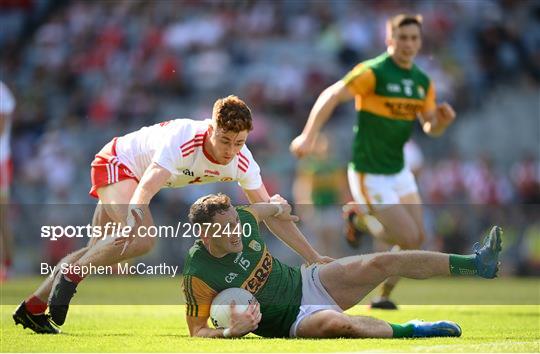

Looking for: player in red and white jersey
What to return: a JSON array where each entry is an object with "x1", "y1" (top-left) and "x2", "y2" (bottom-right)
[
  {"x1": 93, "y1": 118, "x2": 262, "y2": 194},
  {"x1": 0, "y1": 81, "x2": 15, "y2": 282},
  {"x1": 14, "y1": 95, "x2": 331, "y2": 334}
]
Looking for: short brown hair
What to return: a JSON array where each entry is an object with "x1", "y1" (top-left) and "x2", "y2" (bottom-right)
[
  {"x1": 386, "y1": 14, "x2": 423, "y2": 38},
  {"x1": 212, "y1": 95, "x2": 253, "y2": 132},
  {"x1": 188, "y1": 193, "x2": 232, "y2": 225}
]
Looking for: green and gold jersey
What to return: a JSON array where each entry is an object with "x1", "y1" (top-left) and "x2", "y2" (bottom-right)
[
  {"x1": 300, "y1": 157, "x2": 343, "y2": 206},
  {"x1": 182, "y1": 208, "x2": 302, "y2": 338},
  {"x1": 342, "y1": 52, "x2": 436, "y2": 174}
]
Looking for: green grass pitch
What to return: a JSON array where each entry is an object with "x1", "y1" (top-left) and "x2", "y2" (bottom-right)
[{"x1": 1, "y1": 277, "x2": 539, "y2": 352}]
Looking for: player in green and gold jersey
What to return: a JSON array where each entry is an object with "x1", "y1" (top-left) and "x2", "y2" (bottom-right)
[
  {"x1": 290, "y1": 14, "x2": 456, "y2": 309},
  {"x1": 293, "y1": 133, "x2": 349, "y2": 256},
  {"x1": 182, "y1": 193, "x2": 502, "y2": 339}
]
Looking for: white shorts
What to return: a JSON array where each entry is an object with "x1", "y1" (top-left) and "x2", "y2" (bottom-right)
[
  {"x1": 289, "y1": 265, "x2": 342, "y2": 337},
  {"x1": 347, "y1": 165, "x2": 418, "y2": 213}
]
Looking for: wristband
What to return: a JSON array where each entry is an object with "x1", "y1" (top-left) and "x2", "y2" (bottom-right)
[
  {"x1": 223, "y1": 328, "x2": 232, "y2": 338},
  {"x1": 272, "y1": 203, "x2": 283, "y2": 217}
]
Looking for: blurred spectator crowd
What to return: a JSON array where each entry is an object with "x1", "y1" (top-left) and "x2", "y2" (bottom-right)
[
  {"x1": 0, "y1": 0, "x2": 538, "y2": 274},
  {"x1": 0, "y1": 0, "x2": 537, "y2": 203}
]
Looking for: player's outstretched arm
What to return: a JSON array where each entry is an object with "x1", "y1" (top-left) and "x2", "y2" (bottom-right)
[
  {"x1": 290, "y1": 81, "x2": 353, "y2": 158},
  {"x1": 114, "y1": 162, "x2": 171, "y2": 247},
  {"x1": 246, "y1": 194, "x2": 299, "y2": 223},
  {"x1": 244, "y1": 186, "x2": 333, "y2": 265},
  {"x1": 129, "y1": 162, "x2": 171, "y2": 205},
  {"x1": 420, "y1": 103, "x2": 456, "y2": 137}
]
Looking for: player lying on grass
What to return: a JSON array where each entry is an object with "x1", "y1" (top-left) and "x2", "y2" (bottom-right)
[
  {"x1": 13, "y1": 96, "x2": 330, "y2": 334},
  {"x1": 183, "y1": 193, "x2": 502, "y2": 338}
]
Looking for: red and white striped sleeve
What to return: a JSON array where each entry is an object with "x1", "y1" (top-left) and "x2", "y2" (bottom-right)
[
  {"x1": 179, "y1": 133, "x2": 205, "y2": 158},
  {"x1": 151, "y1": 123, "x2": 193, "y2": 174},
  {"x1": 237, "y1": 147, "x2": 262, "y2": 190}
]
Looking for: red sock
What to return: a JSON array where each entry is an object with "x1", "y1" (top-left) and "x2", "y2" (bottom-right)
[
  {"x1": 64, "y1": 269, "x2": 84, "y2": 284},
  {"x1": 25, "y1": 295, "x2": 47, "y2": 315}
]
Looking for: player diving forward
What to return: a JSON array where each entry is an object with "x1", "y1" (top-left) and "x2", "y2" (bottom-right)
[
  {"x1": 183, "y1": 193, "x2": 502, "y2": 338},
  {"x1": 290, "y1": 14, "x2": 456, "y2": 309},
  {"x1": 13, "y1": 95, "x2": 330, "y2": 334}
]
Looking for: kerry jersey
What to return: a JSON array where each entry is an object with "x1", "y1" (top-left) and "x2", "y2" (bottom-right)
[
  {"x1": 298, "y1": 157, "x2": 343, "y2": 206},
  {"x1": 182, "y1": 208, "x2": 302, "y2": 337},
  {"x1": 342, "y1": 52, "x2": 436, "y2": 174}
]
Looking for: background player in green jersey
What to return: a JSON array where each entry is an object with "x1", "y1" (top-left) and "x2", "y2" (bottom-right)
[
  {"x1": 290, "y1": 14, "x2": 456, "y2": 309},
  {"x1": 182, "y1": 193, "x2": 501, "y2": 339},
  {"x1": 293, "y1": 133, "x2": 349, "y2": 257}
]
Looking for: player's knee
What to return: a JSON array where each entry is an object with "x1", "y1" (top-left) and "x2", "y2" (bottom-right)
[
  {"x1": 365, "y1": 254, "x2": 392, "y2": 278},
  {"x1": 320, "y1": 314, "x2": 353, "y2": 337},
  {"x1": 342, "y1": 257, "x2": 378, "y2": 281}
]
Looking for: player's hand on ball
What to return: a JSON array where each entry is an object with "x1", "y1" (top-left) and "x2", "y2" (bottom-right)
[
  {"x1": 229, "y1": 301, "x2": 261, "y2": 337},
  {"x1": 435, "y1": 102, "x2": 456, "y2": 126},
  {"x1": 290, "y1": 134, "x2": 315, "y2": 159}
]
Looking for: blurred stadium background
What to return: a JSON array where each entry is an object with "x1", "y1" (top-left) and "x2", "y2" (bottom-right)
[{"x1": 1, "y1": 0, "x2": 539, "y2": 281}]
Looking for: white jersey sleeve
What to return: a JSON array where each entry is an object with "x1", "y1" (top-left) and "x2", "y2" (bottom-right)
[
  {"x1": 115, "y1": 118, "x2": 205, "y2": 179},
  {"x1": 237, "y1": 147, "x2": 263, "y2": 190},
  {"x1": 152, "y1": 130, "x2": 184, "y2": 175}
]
